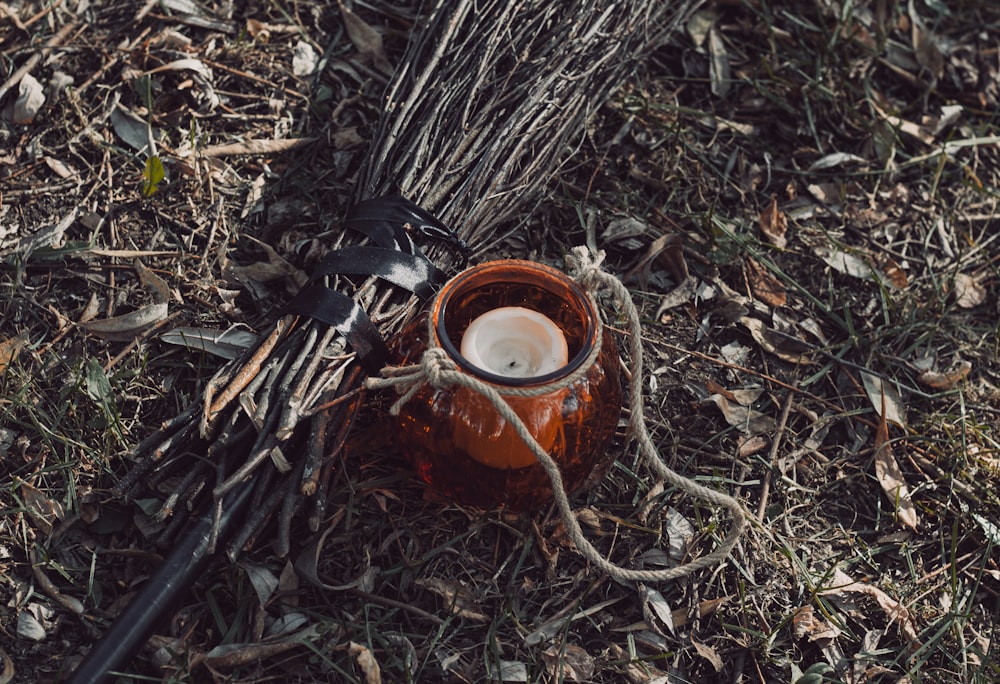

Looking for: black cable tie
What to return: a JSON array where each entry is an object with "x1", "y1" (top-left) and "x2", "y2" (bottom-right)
[
  {"x1": 310, "y1": 246, "x2": 446, "y2": 300},
  {"x1": 284, "y1": 286, "x2": 389, "y2": 372}
]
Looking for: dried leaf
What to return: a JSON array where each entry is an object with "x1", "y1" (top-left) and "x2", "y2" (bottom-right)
[
  {"x1": 909, "y1": 9, "x2": 944, "y2": 79},
  {"x1": 691, "y1": 635, "x2": 723, "y2": 672},
  {"x1": 874, "y1": 391, "x2": 918, "y2": 531},
  {"x1": 0, "y1": 645, "x2": 14, "y2": 684},
  {"x1": 655, "y1": 276, "x2": 698, "y2": 319},
  {"x1": 874, "y1": 253, "x2": 908, "y2": 290},
  {"x1": 745, "y1": 257, "x2": 786, "y2": 307},
  {"x1": 641, "y1": 585, "x2": 676, "y2": 632},
  {"x1": 349, "y1": 642, "x2": 382, "y2": 684},
  {"x1": 200, "y1": 137, "x2": 318, "y2": 158},
  {"x1": 758, "y1": 194, "x2": 787, "y2": 248},
  {"x1": 292, "y1": 40, "x2": 319, "y2": 77},
  {"x1": 807, "y1": 152, "x2": 868, "y2": 171},
  {"x1": 814, "y1": 245, "x2": 873, "y2": 280},
  {"x1": 708, "y1": 26, "x2": 730, "y2": 97},
  {"x1": 820, "y1": 568, "x2": 918, "y2": 643},
  {"x1": 339, "y1": 1, "x2": 393, "y2": 75},
  {"x1": 13, "y1": 73, "x2": 45, "y2": 124},
  {"x1": 16, "y1": 610, "x2": 46, "y2": 641},
  {"x1": 110, "y1": 105, "x2": 157, "y2": 154},
  {"x1": 704, "y1": 394, "x2": 777, "y2": 435},
  {"x1": 44, "y1": 156, "x2": 78, "y2": 180},
  {"x1": 542, "y1": 643, "x2": 595, "y2": 682},
  {"x1": 491, "y1": 660, "x2": 528, "y2": 682},
  {"x1": 792, "y1": 605, "x2": 841, "y2": 641},
  {"x1": 19, "y1": 481, "x2": 64, "y2": 535},
  {"x1": 79, "y1": 303, "x2": 168, "y2": 341},
  {"x1": 860, "y1": 372, "x2": 906, "y2": 428},
  {"x1": 739, "y1": 316, "x2": 813, "y2": 365},
  {"x1": 952, "y1": 273, "x2": 986, "y2": 308},
  {"x1": 241, "y1": 561, "x2": 279, "y2": 606},
  {"x1": 665, "y1": 507, "x2": 695, "y2": 562},
  {"x1": 159, "y1": 325, "x2": 257, "y2": 360},
  {"x1": 918, "y1": 361, "x2": 971, "y2": 390},
  {"x1": 415, "y1": 578, "x2": 487, "y2": 622},
  {"x1": 0, "y1": 333, "x2": 29, "y2": 374}
]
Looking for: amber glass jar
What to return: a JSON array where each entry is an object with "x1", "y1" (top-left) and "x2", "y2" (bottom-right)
[{"x1": 391, "y1": 260, "x2": 623, "y2": 511}]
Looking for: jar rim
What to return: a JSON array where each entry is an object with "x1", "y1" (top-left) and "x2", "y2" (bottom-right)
[{"x1": 433, "y1": 259, "x2": 599, "y2": 388}]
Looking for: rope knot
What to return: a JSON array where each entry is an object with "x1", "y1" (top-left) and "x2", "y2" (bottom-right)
[
  {"x1": 566, "y1": 245, "x2": 610, "y2": 296},
  {"x1": 420, "y1": 346, "x2": 459, "y2": 388}
]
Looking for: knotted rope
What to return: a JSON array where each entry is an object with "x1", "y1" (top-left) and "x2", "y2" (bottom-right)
[{"x1": 367, "y1": 246, "x2": 747, "y2": 582}]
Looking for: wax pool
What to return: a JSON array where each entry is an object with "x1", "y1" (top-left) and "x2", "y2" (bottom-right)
[{"x1": 460, "y1": 306, "x2": 568, "y2": 378}]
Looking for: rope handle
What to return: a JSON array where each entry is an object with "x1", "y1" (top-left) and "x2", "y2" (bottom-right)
[{"x1": 367, "y1": 246, "x2": 746, "y2": 582}]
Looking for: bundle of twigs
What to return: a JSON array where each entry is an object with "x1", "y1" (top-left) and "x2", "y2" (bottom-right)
[{"x1": 116, "y1": 0, "x2": 697, "y2": 558}]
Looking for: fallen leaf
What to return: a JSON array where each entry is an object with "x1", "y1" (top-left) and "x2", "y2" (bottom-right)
[
  {"x1": 792, "y1": 605, "x2": 841, "y2": 641},
  {"x1": 909, "y1": 9, "x2": 944, "y2": 79},
  {"x1": 708, "y1": 25, "x2": 730, "y2": 97},
  {"x1": 807, "y1": 152, "x2": 868, "y2": 171},
  {"x1": 874, "y1": 253, "x2": 908, "y2": 289},
  {"x1": 200, "y1": 137, "x2": 318, "y2": 158},
  {"x1": 655, "y1": 276, "x2": 698, "y2": 319},
  {"x1": 292, "y1": 40, "x2": 319, "y2": 77},
  {"x1": 16, "y1": 611, "x2": 46, "y2": 641},
  {"x1": 739, "y1": 316, "x2": 813, "y2": 365},
  {"x1": 159, "y1": 325, "x2": 257, "y2": 360},
  {"x1": 819, "y1": 568, "x2": 918, "y2": 643},
  {"x1": 349, "y1": 642, "x2": 382, "y2": 684},
  {"x1": 691, "y1": 636, "x2": 723, "y2": 672},
  {"x1": 952, "y1": 273, "x2": 986, "y2": 308},
  {"x1": 491, "y1": 660, "x2": 528, "y2": 682},
  {"x1": 415, "y1": 578, "x2": 487, "y2": 622},
  {"x1": 918, "y1": 361, "x2": 971, "y2": 390},
  {"x1": 745, "y1": 257, "x2": 786, "y2": 307},
  {"x1": 873, "y1": 391, "x2": 918, "y2": 531},
  {"x1": 758, "y1": 194, "x2": 788, "y2": 248},
  {"x1": 704, "y1": 394, "x2": 777, "y2": 435},
  {"x1": 241, "y1": 561, "x2": 279, "y2": 606},
  {"x1": 640, "y1": 585, "x2": 676, "y2": 633},
  {"x1": 814, "y1": 245, "x2": 873, "y2": 280},
  {"x1": 0, "y1": 645, "x2": 14, "y2": 684},
  {"x1": 0, "y1": 333, "x2": 29, "y2": 374},
  {"x1": 44, "y1": 156, "x2": 78, "y2": 180},
  {"x1": 79, "y1": 303, "x2": 168, "y2": 341},
  {"x1": 110, "y1": 105, "x2": 157, "y2": 154},
  {"x1": 13, "y1": 73, "x2": 45, "y2": 124},
  {"x1": 665, "y1": 507, "x2": 695, "y2": 562},
  {"x1": 542, "y1": 643, "x2": 595, "y2": 682},
  {"x1": 860, "y1": 372, "x2": 906, "y2": 428},
  {"x1": 339, "y1": 0, "x2": 393, "y2": 75},
  {"x1": 19, "y1": 481, "x2": 65, "y2": 535}
]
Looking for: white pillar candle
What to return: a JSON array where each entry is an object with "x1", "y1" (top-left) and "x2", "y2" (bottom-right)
[{"x1": 460, "y1": 306, "x2": 568, "y2": 378}]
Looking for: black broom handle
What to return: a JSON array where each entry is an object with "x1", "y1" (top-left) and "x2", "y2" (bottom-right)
[{"x1": 66, "y1": 478, "x2": 256, "y2": 683}]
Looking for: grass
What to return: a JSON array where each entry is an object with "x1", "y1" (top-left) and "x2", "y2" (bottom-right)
[{"x1": 1, "y1": 0, "x2": 999, "y2": 682}]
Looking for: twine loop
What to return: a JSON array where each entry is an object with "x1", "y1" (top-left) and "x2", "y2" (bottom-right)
[{"x1": 367, "y1": 246, "x2": 747, "y2": 583}]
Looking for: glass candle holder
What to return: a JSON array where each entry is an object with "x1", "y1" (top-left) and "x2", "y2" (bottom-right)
[{"x1": 391, "y1": 259, "x2": 623, "y2": 511}]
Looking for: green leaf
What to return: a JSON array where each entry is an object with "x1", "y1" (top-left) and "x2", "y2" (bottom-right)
[
  {"x1": 141, "y1": 155, "x2": 166, "y2": 198},
  {"x1": 84, "y1": 358, "x2": 113, "y2": 405}
]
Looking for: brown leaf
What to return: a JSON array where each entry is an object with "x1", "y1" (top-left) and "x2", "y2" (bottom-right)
[
  {"x1": 19, "y1": 481, "x2": 64, "y2": 535},
  {"x1": 704, "y1": 394, "x2": 777, "y2": 435},
  {"x1": 819, "y1": 568, "x2": 919, "y2": 644},
  {"x1": 792, "y1": 605, "x2": 841, "y2": 642},
  {"x1": 542, "y1": 643, "x2": 595, "y2": 682},
  {"x1": 952, "y1": 273, "x2": 986, "y2": 308},
  {"x1": 338, "y1": 1, "x2": 393, "y2": 75},
  {"x1": 745, "y1": 257, "x2": 786, "y2": 307},
  {"x1": 918, "y1": 361, "x2": 971, "y2": 390},
  {"x1": 349, "y1": 642, "x2": 382, "y2": 684},
  {"x1": 415, "y1": 578, "x2": 488, "y2": 622},
  {"x1": 0, "y1": 645, "x2": 14, "y2": 684},
  {"x1": 758, "y1": 194, "x2": 787, "y2": 248},
  {"x1": 0, "y1": 333, "x2": 29, "y2": 374},
  {"x1": 79, "y1": 303, "x2": 168, "y2": 341},
  {"x1": 874, "y1": 392, "x2": 918, "y2": 531},
  {"x1": 874, "y1": 252, "x2": 908, "y2": 290},
  {"x1": 691, "y1": 635, "x2": 723, "y2": 672}
]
